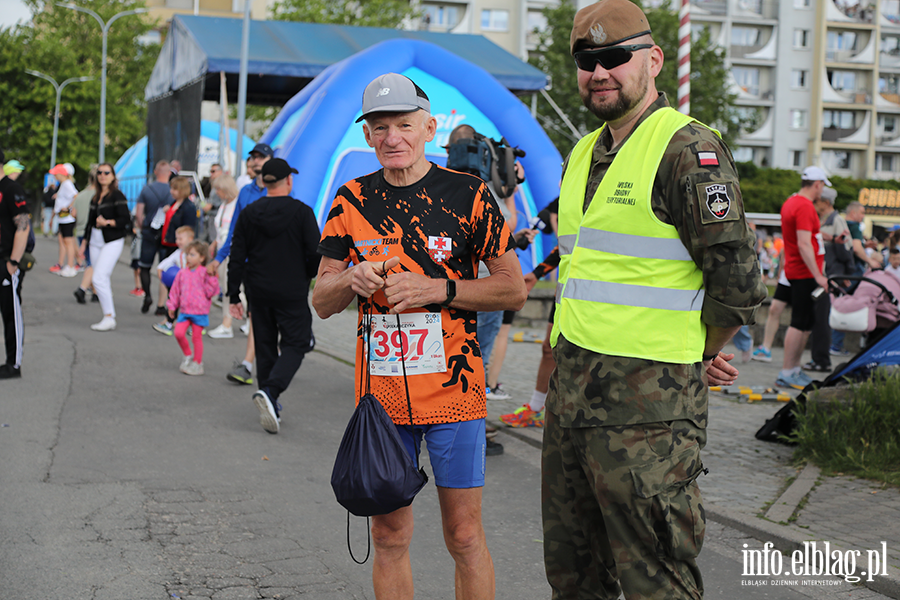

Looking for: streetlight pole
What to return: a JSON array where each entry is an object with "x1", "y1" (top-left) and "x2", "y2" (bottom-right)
[
  {"x1": 25, "y1": 70, "x2": 93, "y2": 169},
  {"x1": 57, "y1": 3, "x2": 148, "y2": 164}
]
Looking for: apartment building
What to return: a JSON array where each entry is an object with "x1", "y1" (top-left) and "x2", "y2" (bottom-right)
[{"x1": 690, "y1": 0, "x2": 900, "y2": 180}]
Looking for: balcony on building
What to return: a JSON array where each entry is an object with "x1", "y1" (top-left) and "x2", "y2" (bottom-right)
[
  {"x1": 876, "y1": 114, "x2": 900, "y2": 145},
  {"x1": 881, "y1": 0, "x2": 900, "y2": 28},
  {"x1": 873, "y1": 151, "x2": 900, "y2": 179},
  {"x1": 823, "y1": 67, "x2": 873, "y2": 105},
  {"x1": 878, "y1": 71, "x2": 900, "y2": 111},
  {"x1": 827, "y1": 0, "x2": 876, "y2": 25},
  {"x1": 821, "y1": 109, "x2": 870, "y2": 143},
  {"x1": 825, "y1": 29, "x2": 874, "y2": 64},
  {"x1": 419, "y1": 2, "x2": 469, "y2": 33},
  {"x1": 691, "y1": 0, "x2": 727, "y2": 17},
  {"x1": 821, "y1": 148, "x2": 863, "y2": 178},
  {"x1": 732, "y1": 145, "x2": 771, "y2": 168},
  {"x1": 730, "y1": 24, "x2": 776, "y2": 60},
  {"x1": 730, "y1": 65, "x2": 775, "y2": 105}
]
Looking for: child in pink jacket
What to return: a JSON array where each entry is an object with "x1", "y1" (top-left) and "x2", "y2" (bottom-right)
[{"x1": 167, "y1": 240, "x2": 219, "y2": 375}]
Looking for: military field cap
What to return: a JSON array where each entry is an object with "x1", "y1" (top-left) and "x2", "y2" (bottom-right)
[
  {"x1": 356, "y1": 73, "x2": 431, "y2": 123},
  {"x1": 261, "y1": 158, "x2": 298, "y2": 183},
  {"x1": 570, "y1": 0, "x2": 652, "y2": 54}
]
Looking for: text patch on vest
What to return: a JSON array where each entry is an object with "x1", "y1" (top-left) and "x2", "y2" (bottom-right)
[
  {"x1": 605, "y1": 180, "x2": 636, "y2": 206},
  {"x1": 698, "y1": 181, "x2": 739, "y2": 224}
]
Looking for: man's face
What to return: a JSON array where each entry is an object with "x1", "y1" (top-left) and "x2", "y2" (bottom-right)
[
  {"x1": 363, "y1": 111, "x2": 436, "y2": 172},
  {"x1": 849, "y1": 206, "x2": 865, "y2": 222},
  {"x1": 209, "y1": 165, "x2": 222, "y2": 180},
  {"x1": 576, "y1": 39, "x2": 658, "y2": 123},
  {"x1": 248, "y1": 152, "x2": 269, "y2": 176}
]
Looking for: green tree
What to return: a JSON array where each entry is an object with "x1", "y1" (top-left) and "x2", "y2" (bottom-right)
[
  {"x1": 0, "y1": 0, "x2": 159, "y2": 198},
  {"x1": 271, "y1": 0, "x2": 420, "y2": 28},
  {"x1": 528, "y1": 0, "x2": 749, "y2": 157}
]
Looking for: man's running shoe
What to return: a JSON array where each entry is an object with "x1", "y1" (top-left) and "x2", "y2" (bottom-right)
[
  {"x1": 49, "y1": 263, "x2": 62, "y2": 274},
  {"x1": 207, "y1": 324, "x2": 233, "y2": 339},
  {"x1": 830, "y1": 347, "x2": 851, "y2": 357},
  {"x1": 253, "y1": 389, "x2": 281, "y2": 434},
  {"x1": 751, "y1": 346, "x2": 772, "y2": 362},
  {"x1": 240, "y1": 321, "x2": 250, "y2": 336},
  {"x1": 73, "y1": 287, "x2": 87, "y2": 304},
  {"x1": 802, "y1": 360, "x2": 831, "y2": 373},
  {"x1": 776, "y1": 370, "x2": 813, "y2": 390},
  {"x1": 485, "y1": 383, "x2": 511, "y2": 401},
  {"x1": 129, "y1": 287, "x2": 145, "y2": 297},
  {"x1": 500, "y1": 404, "x2": 545, "y2": 428},
  {"x1": 152, "y1": 321, "x2": 173, "y2": 336},
  {"x1": 141, "y1": 296, "x2": 153, "y2": 314},
  {"x1": 227, "y1": 361, "x2": 253, "y2": 385}
]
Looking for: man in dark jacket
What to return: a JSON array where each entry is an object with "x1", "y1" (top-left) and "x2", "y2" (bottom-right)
[{"x1": 227, "y1": 158, "x2": 321, "y2": 434}]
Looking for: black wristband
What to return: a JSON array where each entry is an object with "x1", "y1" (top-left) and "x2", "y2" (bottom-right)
[
  {"x1": 7, "y1": 259, "x2": 19, "y2": 267},
  {"x1": 702, "y1": 353, "x2": 718, "y2": 362},
  {"x1": 440, "y1": 279, "x2": 456, "y2": 307}
]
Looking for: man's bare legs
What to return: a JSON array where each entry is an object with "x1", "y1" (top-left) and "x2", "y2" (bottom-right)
[
  {"x1": 371, "y1": 506, "x2": 415, "y2": 600},
  {"x1": 370, "y1": 487, "x2": 494, "y2": 600},
  {"x1": 759, "y1": 298, "x2": 786, "y2": 351},
  {"x1": 438, "y1": 487, "x2": 494, "y2": 600}
]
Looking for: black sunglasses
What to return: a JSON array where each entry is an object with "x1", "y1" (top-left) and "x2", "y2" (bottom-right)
[
  {"x1": 97, "y1": 170, "x2": 113, "y2": 175},
  {"x1": 573, "y1": 44, "x2": 653, "y2": 72}
]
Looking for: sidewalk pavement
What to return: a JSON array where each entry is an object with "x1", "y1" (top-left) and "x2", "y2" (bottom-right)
[{"x1": 312, "y1": 310, "x2": 900, "y2": 599}]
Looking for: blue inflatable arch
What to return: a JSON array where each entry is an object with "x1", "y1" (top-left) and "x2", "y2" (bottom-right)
[{"x1": 260, "y1": 38, "x2": 562, "y2": 271}]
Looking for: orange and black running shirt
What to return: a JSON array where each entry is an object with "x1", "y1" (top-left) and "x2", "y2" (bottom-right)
[{"x1": 318, "y1": 163, "x2": 515, "y2": 425}]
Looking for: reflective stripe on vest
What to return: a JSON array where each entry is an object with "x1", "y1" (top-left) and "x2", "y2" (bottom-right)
[{"x1": 552, "y1": 107, "x2": 710, "y2": 364}]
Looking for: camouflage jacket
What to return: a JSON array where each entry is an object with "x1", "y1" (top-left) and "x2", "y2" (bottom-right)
[{"x1": 550, "y1": 94, "x2": 766, "y2": 428}]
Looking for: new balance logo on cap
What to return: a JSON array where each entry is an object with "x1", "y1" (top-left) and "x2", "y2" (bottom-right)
[{"x1": 377, "y1": 87, "x2": 390, "y2": 97}]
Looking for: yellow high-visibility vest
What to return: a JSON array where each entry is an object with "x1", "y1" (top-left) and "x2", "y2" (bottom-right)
[{"x1": 551, "y1": 107, "x2": 707, "y2": 364}]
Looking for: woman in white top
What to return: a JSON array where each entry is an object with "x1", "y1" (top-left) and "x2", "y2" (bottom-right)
[
  {"x1": 207, "y1": 175, "x2": 239, "y2": 338},
  {"x1": 50, "y1": 163, "x2": 79, "y2": 277}
]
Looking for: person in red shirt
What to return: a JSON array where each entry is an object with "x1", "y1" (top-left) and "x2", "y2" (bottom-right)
[{"x1": 777, "y1": 166, "x2": 830, "y2": 389}]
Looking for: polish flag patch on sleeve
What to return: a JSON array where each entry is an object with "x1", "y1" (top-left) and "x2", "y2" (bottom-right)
[{"x1": 697, "y1": 151, "x2": 719, "y2": 167}]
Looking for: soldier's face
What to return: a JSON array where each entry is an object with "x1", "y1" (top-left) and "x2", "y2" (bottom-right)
[
  {"x1": 577, "y1": 40, "x2": 658, "y2": 124},
  {"x1": 363, "y1": 110, "x2": 437, "y2": 173}
]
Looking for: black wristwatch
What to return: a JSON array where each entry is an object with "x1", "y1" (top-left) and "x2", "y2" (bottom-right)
[
  {"x1": 702, "y1": 353, "x2": 718, "y2": 362},
  {"x1": 440, "y1": 279, "x2": 456, "y2": 307},
  {"x1": 7, "y1": 259, "x2": 19, "y2": 267}
]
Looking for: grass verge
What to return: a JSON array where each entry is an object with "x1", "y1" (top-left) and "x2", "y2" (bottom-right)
[{"x1": 791, "y1": 371, "x2": 900, "y2": 486}]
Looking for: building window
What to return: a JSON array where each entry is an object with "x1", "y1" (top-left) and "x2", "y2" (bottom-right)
[
  {"x1": 828, "y1": 150, "x2": 852, "y2": 169},
  {"x1": 481, "y1": 9, "x2": 509, "y2": 31},
  {"x1": 732, "y1": 26, "x2": 760, "y2": 47},
  {"x1": 885, "y1": 0, "x2": 900, "y2": 23},
  {"x1": 876, "y1": 154, "x2": 895, "y2": 172},
  {"x1": 790, "y1": 109, "x2": 807, "y2": 129},
  {"x1": 794, "y1": 29, "x2": 810, "y2": 49},
  {"x1": 422, "y1": 4, "x2": 462, "y2": 30},
  {"x1": 732, "y1": 66, "x2": 760, "y2": 95},
  {"x1": 794, "y1": 0, "x2": 811, "y2": 7},
  {"x1": 738, "y1": 0, "x2": 762, "y2": 14},
  {"x1": 828, "y1": 70, "x2": 857, "y2": 91},
  {"x1": 883, "y1": 36, "x2": 900, "y2": 56},
  {"x1": 883, "y1": 115, "x2": 897, "y2": 134},
  {"x1": 823, "y1": 110, "x2": 856, "y2": 129},
  {"x1": 826, "y1": 31, "x2": 857, "y2": 60},
  {"x1": 791, "y1": 69, "x2": 809, "y2": 89},
  {"x1": 880, "y1": 74, "x2": 900, "y2": 94},
  {"x1": 791, "y1": 150, "x2": 805, "y2": 167}
]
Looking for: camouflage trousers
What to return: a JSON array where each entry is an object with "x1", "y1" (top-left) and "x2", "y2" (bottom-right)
[{"x1": 541, "y1": 411, "x2": 707, "y2": 600}]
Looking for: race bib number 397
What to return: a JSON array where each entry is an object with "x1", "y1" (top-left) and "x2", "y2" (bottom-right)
[{"x1": 366, "y1": 312, "x2": 447, "y2": 376}]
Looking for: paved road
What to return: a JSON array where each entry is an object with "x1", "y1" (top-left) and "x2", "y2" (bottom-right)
[{"x1": 0, "y1": 237, "x2": 890, "y2": 599}]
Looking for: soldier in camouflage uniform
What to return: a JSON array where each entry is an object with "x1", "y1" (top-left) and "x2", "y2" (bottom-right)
[{"x1": 542, "y1": 1, "x2": 766, "y2": 599}]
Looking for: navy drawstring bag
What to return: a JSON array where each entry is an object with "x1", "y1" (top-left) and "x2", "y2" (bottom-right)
[{"x1": 331, "y1": 309, "x2": 428, "y2": 561}]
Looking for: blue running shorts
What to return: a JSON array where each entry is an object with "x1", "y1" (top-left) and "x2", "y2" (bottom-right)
[{"x1": 395, "y1": 418, "x2": 486, "y2": 488}]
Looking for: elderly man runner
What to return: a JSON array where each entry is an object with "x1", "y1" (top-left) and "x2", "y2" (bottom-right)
[
  {"x1": 542, "y1": 1, "x2": 766, "y2": 599},
  {"x1": 312, "y1": 73, "x2": 527, "y2": 600}
]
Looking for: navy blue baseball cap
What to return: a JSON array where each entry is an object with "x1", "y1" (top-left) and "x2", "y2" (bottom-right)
[{"x1": 250, "y1": 143, "x2": 274, "y2": 158}]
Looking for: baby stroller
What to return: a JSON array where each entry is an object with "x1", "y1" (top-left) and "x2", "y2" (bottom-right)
[{"x1": 829, "y1": 270, "x2": 900, "y2": 349}]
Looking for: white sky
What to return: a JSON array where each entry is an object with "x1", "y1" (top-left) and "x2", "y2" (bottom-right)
[{"x1": 0, "y1": 0, "x2": 32, "y2": 29}]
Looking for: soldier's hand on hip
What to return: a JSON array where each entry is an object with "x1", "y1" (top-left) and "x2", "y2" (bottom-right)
[{"x1": 705, "y1": 351, "x2": 738, "y2": 386}]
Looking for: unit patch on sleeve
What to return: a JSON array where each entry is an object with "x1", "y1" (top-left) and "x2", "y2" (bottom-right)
[{"x1": 698, "y1": 181, "x2": 740, "y2": 224}]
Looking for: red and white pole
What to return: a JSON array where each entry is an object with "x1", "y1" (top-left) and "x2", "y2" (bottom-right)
[{"x1": 677, "y1": 0, "x2": 691, "y2": 115}]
